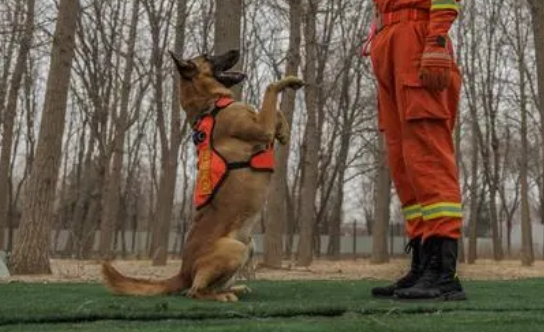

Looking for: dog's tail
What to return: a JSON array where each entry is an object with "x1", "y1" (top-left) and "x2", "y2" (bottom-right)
[{"x1": 101, "y1": 262, "x2": 186, "y2": 296}]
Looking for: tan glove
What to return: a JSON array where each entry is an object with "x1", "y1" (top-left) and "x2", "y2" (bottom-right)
[
  {"x1": 421, "y1": 0, "x2": 461, "y2": 91},
  {"x1": 419, "y1": 35, "x2": 452, "y2": 92}
]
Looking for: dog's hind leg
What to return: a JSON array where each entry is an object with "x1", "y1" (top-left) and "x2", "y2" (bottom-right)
[{"x1": 186, "y1": 237, "x2": 249, "y2": 302}]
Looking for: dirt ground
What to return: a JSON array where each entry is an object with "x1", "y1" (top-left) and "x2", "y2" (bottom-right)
[{"x1": 3, "y1": 258, "x2": 544, "y2": 283}]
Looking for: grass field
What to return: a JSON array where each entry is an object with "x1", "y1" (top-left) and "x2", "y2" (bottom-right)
[{"x1": 1, "y1": 280, "x2": 544, "y2": 331}]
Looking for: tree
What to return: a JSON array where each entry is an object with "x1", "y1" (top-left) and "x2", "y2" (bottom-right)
[
  {"x1": 296, "y1": 0, "x2": 320, "y2": 266},
  {"x1": 511, "y1": 1, "x2": 534, "y2": 266},
  {"x1": 463, "y1": 0, "x2": 480, "y2": 264},
  {"x1": 371, "y1": 135, "x2": 391, "y2": 263},
  {"x1": 10, "y1": 0, "x2": 80, "y2": 274},
  {"x1": 145, "y1": 0, "x2": 186, "y2": 266},
  {"x1": 263, "y1": 0, "x2": 302, "y2": 268},
  {"x1": 99, "y1": 0, "x2": 141, "y2": 258},
  {"x1": 528, "y1": 0, "x2": 544, "y2": 259},
  {"x1": 324, "y1": 1, "x2": 369, "y2": 258},
  {"x1": 0, "y1": 0, "x2": 35, "y2": 251},
  {"x1": 214, "y1": 0, "x2": 242, "y2": 99}
]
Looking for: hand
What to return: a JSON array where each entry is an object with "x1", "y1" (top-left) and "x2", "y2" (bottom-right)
[{"x1": 419, "y1": 35, "x2": 453, "y2": 92}]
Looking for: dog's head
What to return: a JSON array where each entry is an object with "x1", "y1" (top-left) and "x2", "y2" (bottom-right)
[
  {"x1": 169, "y1": 50, "x2": 246, "y2": 118},
  {"x1": 170, "y1": 49, "x2": 246, "y2": 88}
]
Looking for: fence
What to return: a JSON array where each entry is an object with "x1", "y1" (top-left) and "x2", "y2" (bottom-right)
[{"x1": 3, "y1": 228, "x2": 544, "y2": 259}]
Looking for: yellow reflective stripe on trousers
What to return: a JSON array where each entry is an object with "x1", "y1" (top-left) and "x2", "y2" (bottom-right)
[
  {"x1": 422, "y1": 202, "x2": 462, "y2": 220},
  {"x1": 403, "y1": 204, "x2": 422, "y2": 221},
  {"x1": 431, "y1": 0, "x2": 460, "y2": 11}
]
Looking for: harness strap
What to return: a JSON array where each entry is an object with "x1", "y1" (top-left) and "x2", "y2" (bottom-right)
[
  {"x1": 227, "y1": 161, "x2": 251, "y2": 170},
  {"x1": 192, "y1": 97, "x2": 235, "y2": 128}
]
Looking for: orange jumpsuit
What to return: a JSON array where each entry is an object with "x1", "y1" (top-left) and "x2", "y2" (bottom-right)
[{"x1": 370, "y1": 0, "x2": 462, "y2": 240}]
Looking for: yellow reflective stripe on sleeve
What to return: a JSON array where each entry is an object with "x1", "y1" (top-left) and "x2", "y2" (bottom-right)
[
  {"x1": 431, "y1": 0, "x2": 460, "y2": 11},
  {"x1": 422, "y1": 202, "x2": 462, "y2": 220},
  {"x1": 403, "y1": 204, "x2": 422, "y2": 221}
]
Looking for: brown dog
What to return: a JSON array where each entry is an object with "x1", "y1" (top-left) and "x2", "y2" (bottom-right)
[{"x1": 101, "y1": 50, "x2": 304, "y2": 302}]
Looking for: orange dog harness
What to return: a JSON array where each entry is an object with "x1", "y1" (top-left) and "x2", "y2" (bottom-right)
[{"x1": 192, "y1": 97, "x2": 275, "y2": 209}]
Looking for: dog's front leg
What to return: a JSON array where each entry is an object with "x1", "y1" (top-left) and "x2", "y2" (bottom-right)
[
  {"x1": 258, "y1": 76, "x2": 304, "y2": 143},
  {"x1": 275, "y1": 111, "x2": 290, "y2": 145},
  {"x1": 225, "y1": 77, "x2": 303, "y2": 144}
]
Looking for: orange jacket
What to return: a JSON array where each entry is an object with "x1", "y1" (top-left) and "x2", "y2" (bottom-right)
[
  {"x1": 373, "y1": 0, "x2": 461, "y2": 36},
  {"x1": 192, "y1": 97, "x2": 274, "y2": 210}
]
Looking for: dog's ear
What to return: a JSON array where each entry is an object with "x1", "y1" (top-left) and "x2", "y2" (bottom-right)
[
  {"x1": 169, "y1": 51, "x2": 197, "y2": 80},
  {"x1": 208, "y1": 49, "x2": 240, "y2": 72}
]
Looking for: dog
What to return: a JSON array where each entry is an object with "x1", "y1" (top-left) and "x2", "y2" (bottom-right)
[{"x1": 101, "y1": 49, "x2": 304, "y2": 302}]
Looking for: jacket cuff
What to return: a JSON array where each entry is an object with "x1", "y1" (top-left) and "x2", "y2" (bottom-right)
[{"x1": 428, "y1": 0, "x2": 460, "y2": 36}]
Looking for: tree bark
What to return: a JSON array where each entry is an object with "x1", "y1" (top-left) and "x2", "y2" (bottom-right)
[
  {"x1": 296, "y1": 0, "x2": 320, "y2": 267},
  {"x1": 520, "y1": 68, "x2": 533, "y2": 266},
  {"x1": 263, "y1": 0, "x2": 301, "y2": 268},
  {"x1": 99, "y1": 0, "x2": 140, "y2": 259},
  {"x1": 327, "y1": 49, "x2": 357, "y2": 258},
  {"x1": 528, "y1": 0, "x2": 544, "y2": 260},
  {"x1": 467, "y1": 105, "x2": 480, "y2": 264},
  {"x1": 10, "y1": 0, "x2": 80, "y2": 275},
  {"x1": 519, "y1": 2, "x2": 534, "y2": 266},
  {"x1": 0, "y1": 0, "x2": 35, "y2": 251},
  {"x1": 149, "y1": 0, "x2": 186, "y2": 266},
  {"x1": 371, "y1": 134, "x2": 391, "y2": 264},
  {"x1": 214, "y1": 0, "x2": 242, "y2": 99},
  {"x1": 464, "y1": 0, "x2": 479, "y2": 264}
]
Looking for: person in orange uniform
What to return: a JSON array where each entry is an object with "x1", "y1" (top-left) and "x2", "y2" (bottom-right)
[{"x1": 365, "y1": 0, "x2": 466, "y2": 301}]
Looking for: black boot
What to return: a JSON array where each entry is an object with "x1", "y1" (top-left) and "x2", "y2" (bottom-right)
[
  {"x1": 371, "y1": 237, "x2": 423, "y2": 298},
  {"x1": 394, "y1": 237, "x2": 467, "y2": 301}
]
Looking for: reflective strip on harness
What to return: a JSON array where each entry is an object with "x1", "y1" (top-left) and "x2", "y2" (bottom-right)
[{"x1": 197, "y1": 146, "x2": 214, "y2": 195}]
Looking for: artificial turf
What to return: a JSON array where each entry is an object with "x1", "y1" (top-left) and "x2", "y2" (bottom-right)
[{"x1": 0, "y1": 280, "x2": 543, "y2": 331}]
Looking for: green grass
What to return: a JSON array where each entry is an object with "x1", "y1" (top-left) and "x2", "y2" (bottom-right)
[{"x1": 1, "y1": 280, "x2": 544, "y2": 331}]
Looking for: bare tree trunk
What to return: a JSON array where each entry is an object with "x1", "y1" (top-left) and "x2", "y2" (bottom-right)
[
  {"x1": 467, "y1": 109, "x2": 479, "y2": 264},
  {"x1": 520, "y1": 77, "x2": 533, "y2": 266},
  {"x1": 372, "y1": 134, "x2": 390, "y2": 263},
  {"x1": 0, "y1": 0, "x2": 35, "y2": 251},
  {"x1": 327, "y1": 189, "x2": 342, "y2": 258},
  {"x1": 99, "y1": 0, "x2": 140, "y2": 259},
  {"x1": 463, "y1": 0, "x2": 480, "y2": 264},
  {"x1": 489, "y1": 136, "x2": 503, "y2": 261},
  {"x1": 0, "y1": 1, "x2": 22, "y2": 125},
  {"x1": 149, "y1": 0, "x2": 186, "y2": 266},
  {"x1": 327, "y1": 51, "x2": 358, "y2": 258},
  {"x1": 263, "y1": 0, "x2": 301, "y2": 268},
  {"x1": 518, "y1": 3, "x2": 533, "y2": 266},
  {"x1": 214, "y1": 0, "x2": 242, "y2": 99},
  {"x1": 528, "y1": 0, "x2": 544, "y2": 259},
  {"x1": 296, "y1": 0, "x2": 320, "y2": 267},
  {"x1": 10, "y1": 0, "x2": 80, "y2": 275}
]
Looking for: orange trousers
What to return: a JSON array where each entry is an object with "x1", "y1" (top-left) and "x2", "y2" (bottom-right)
[{"x1": 370, "y1": 18, "x2": 462, "y2": 241}]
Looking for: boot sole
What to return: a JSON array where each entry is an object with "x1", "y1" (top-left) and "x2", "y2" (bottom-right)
[{"x1": 393, "y1": 290, "x2": 467, "y2": 302}]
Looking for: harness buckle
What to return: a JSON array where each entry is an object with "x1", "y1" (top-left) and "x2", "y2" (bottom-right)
[{"x1": 192, "y1": 131, "x2": 206, "y2": 145}]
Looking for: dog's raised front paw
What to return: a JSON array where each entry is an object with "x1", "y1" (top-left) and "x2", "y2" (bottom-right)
[{"x1": 274, "y1": 76, "x2": 305, "y2": 91}]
